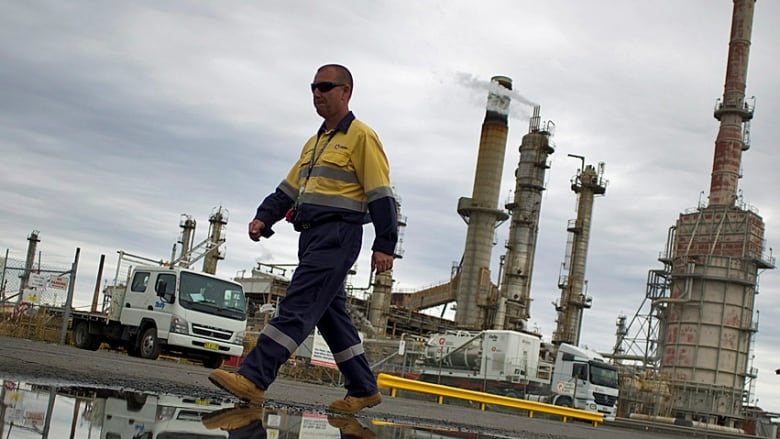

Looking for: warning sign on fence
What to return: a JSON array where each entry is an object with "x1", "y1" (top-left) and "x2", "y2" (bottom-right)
[{"x1": 48, "y1": 276, "x2": 68, "y2": 290}]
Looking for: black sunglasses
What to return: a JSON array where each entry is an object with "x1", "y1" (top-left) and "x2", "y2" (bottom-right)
[{"x1": 310, "y1": 82, "x2": 345, "y2": 93}]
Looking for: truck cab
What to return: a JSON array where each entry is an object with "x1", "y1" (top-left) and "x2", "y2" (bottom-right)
[
  {"x1": 550, "y1": 343, "x2": 619, "y2": 419},
  {"x1": 120, "y1": 266, "x2": 247, "y2": 367}
]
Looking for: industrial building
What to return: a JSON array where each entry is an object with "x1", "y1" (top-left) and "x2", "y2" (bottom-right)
[{"x1": 612, "y1": 0, "x2": 775, "y2": 430}]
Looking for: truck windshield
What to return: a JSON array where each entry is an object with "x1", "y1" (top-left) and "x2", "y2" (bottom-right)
[
  {"x1": 589, "y1": 362, "x2": 619, "y2": 388},
  {"x1": 178, "y1": 272, "x2": 247, "y2": 321}
]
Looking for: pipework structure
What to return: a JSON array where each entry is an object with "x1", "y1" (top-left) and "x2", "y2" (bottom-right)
[
  {"x1": 454, "y1": 76, "x2": 512, "y2": 330},
  {"x1": 369, "y1": 191, "x2": 407, "y2": 337},
  {"x1": 497, "y1": 106, "x2": 555, "y2": 331},
  {"x1": 202, "y1": 206, "x2": 228, "y2": 275},
  {"x1": 551, "y1": 158, "x2": 607, "y2": 347},
  {"x1": 177, "y1": 214, "x2": 197, "y2": 267},
  {"x1": 655, "y1": 0, "x2": 775, "y2": 428}
]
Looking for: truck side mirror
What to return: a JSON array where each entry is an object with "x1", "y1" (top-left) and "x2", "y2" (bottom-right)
[
  {"x1": 155, "y1": 280, "x2": 175, "y2": 304},
  {"x1": 572, "y1": 363, "x2": 587, "y2": 381}
]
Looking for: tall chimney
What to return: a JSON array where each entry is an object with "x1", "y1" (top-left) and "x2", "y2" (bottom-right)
[
  {"x1": 708, "y1": 0, "x2": 755, "y2": 206},
  {"x1": 454, "y1": 76, "x2": 512, "y2": 330}
]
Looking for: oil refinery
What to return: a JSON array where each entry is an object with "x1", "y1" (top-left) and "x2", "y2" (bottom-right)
[{"x1": 1, "y1": 0, "x2": 777, "y2": 436}]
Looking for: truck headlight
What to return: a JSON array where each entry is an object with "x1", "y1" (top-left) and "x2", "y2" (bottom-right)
[
  {"x1": 156, "y1": 406, "x2": 176, "y2": 422},
  {"x1": 589, "y1": 403, "x2": 597, "y2": 411},
  {"x1": 234, "y1": 330, "x2": 246, "y2": 345},
  {"x1": 170, "y1": 315, "x2": 189, "y2": 334}
]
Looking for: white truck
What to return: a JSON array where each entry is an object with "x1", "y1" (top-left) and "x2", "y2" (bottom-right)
[
  {"x1": 86, "y1": 390, "x2": 231, "y2": 438},
  {"x1": 420, "y1": 329, "x2": 619, "y2": 418},
  {"x1": 71, "y1": 265, "x2": 247, "y2": 368}
]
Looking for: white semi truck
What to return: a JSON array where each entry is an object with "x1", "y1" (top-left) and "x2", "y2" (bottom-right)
[
  {"x1": 71, "y1": 265, "x2": 247, "y2": 368},
  {"x1": 420, "y1": 329, "x2": 619, "y2": 418}
]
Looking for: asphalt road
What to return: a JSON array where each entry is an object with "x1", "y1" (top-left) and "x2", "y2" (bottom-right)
[{"x1": 0, "y1": 336, "x2": 752, "y2": 438}]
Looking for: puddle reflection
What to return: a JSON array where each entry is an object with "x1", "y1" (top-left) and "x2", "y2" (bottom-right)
[{"x1": 1, "y1": 378, "x2": 517, "y2": 438}]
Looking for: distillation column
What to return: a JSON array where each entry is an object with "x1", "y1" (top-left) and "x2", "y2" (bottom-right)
[
  {"x1": 178, "y1": 214, "x2": 196, "y2": 267},
  {"x1": 552, "y1": 160, "x2": 607, "y2": 346},
  {"x1": 658, "y1": 0, "x2": 774, "y2": 428},
  {"x1": 369, "y1": 193, "x2": 406, "y2": 337},
  {"x1": 202, "y1": 207, "x2": 228, "y2": 275},
  {"x1": 498, "y1": 106, "x2": 555, "y2": 331},
  {"x1": 454, "y1": 76, "x2": 512, "y2": 330},
  {"x1": 17, "y1": 230, "x2": 41, "y2": 304}
]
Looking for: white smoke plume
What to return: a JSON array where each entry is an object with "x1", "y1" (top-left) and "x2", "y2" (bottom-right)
[{"x1": 455, "y1": 72, "x2": 538, "y2": 119}]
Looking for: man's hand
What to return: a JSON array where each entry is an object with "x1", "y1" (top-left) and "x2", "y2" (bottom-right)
[
  {"x1": 371, "y1": 251, "x2": 394, "y2": 274},
  {"x1": 248, "y1": 219, "x2": 266, "y2": 241}
]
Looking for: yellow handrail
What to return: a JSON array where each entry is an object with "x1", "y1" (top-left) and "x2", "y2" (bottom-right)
[{"x1": 376, "y1": 373, "x2": 603, "y2": 427}]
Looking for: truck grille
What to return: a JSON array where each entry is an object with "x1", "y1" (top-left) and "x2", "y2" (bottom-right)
[
  {"x1": 192, "y1": 323, "x2": 233, "y2": 341},
  {"x1": 594, "y1": 392, "x2": 618, "y2": 407}
]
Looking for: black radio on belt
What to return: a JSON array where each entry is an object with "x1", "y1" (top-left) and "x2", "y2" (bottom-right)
[{"x1": 292, "y1": 214, "x2": 343, "y2": 232}]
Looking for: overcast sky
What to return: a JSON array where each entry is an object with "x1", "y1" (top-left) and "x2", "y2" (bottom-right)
[{"x1": 1, "y1": 0, "x2": 779, "y2": 413}]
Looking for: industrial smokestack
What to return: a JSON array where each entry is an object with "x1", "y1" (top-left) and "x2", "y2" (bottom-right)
[
  {"x1": 454, "y1": 76, "x2": 512, "y2": 330},
  {"x1": 708, "y1": 0, "x2": 755, "y2": 206}
]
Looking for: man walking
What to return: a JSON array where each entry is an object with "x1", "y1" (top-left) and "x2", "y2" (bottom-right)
[{"x1": 209, "y1": 64, "x2": 398, "y2": 415}]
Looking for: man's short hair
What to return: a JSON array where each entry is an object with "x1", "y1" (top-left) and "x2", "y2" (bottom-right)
[{"x1": 318, "y1": 64, "x2": 353, "y2": 91}]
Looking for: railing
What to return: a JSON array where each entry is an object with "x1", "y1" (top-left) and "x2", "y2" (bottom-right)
[{"x1": 376, "y1": 373, "x2": 604, "y2": 427}]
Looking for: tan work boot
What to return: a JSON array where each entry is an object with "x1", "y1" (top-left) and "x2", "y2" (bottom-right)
[
  {"x1": 328, "y1": 392, "x2": 382, "y2": 414},
  {"x1": 202, "y1": 405, "x2": 263, "y2": 431},
  {"x1": 328, "y1": 415, "x2": 376, "y2": 439},
  {"x1": 208, "y1": 369, "x2": 265, "y2": 404}
]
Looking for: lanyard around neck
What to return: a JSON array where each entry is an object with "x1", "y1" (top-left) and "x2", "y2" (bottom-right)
[{"x1": 305, "y1": 130, "x2": 337, "y2": 180}]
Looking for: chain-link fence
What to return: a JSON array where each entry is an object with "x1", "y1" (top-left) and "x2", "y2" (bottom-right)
[{"x1": 1, "y1": 254, "x2": 73, "y2": 341}]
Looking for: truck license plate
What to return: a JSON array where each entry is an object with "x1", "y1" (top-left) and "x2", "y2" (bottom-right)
[{"x1": 204, "y1": 342, "x2": 219, "y2": 350}]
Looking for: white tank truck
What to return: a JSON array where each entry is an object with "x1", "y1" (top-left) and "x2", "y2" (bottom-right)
[{"x1": 420, "y1": 329, "x2": 619, "y2": 418}]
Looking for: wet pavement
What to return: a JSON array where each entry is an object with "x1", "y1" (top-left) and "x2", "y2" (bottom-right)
[
  {"x1": 0, "y1": 381, "x2": 519, "y2": 438},
  {"x1": 0, "y1": 336, "x2": 743, "y2": 438}
]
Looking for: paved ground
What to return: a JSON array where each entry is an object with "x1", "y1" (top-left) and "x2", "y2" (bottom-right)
[{"x1": 0, "y1": 336, "x2": 754, "y2": 438}]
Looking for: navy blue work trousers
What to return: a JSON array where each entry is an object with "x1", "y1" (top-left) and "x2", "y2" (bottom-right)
[{"x1": 239, "y1": 221, "x2": 378, "y2": 397}]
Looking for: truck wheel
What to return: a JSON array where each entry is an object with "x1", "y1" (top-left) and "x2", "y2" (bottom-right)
[
  {"x1": 138, "y1": 327, "x2": 161, "y2": 360},
  {"x1": 203, "y1": 354, "x2": 224, "y2": 369},
  {"x1": 554, "y1": 395, "x2": 573, "y2": 408},
  {"x1": 73, "y1": 321, "x2": 101, "y2": 351}
]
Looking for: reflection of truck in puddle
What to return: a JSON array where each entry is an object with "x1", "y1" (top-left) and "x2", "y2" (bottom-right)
[{"x1": 90, "y1": 390, "x2": 231, "y2": 438}]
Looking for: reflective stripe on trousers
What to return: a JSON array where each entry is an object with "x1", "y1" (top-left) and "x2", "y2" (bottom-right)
[{"x1": 239, "y1": 221, "x2": 378, "y2": 397}]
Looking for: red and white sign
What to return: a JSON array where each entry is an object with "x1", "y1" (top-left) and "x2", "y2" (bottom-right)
[
  {"x1": 309, "y1": 330, "x2": 337, "y2": 369},
  {"x1": 48, "y1": 276, "x2": 68, "y2": 290}
]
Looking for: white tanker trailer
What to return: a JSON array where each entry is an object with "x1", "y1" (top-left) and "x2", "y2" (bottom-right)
[{"x1": 419, "y1": 329, "x2": 619, "y2": 418}]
